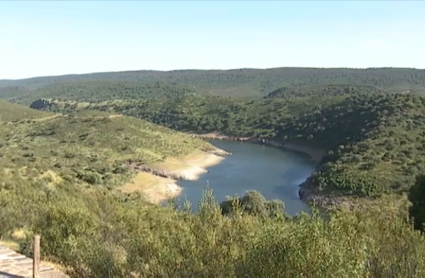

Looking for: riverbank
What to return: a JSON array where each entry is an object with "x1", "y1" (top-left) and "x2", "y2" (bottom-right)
[
  {"x1": 192, "y1": 132, "x2": 339, "y2": 207},
  {"x1": 120, "y1": 149, "x2": 230, "y2": 204},
  {"x1": 299, "y1": 177, "x2": 410, "y2": 211},
  {"x1": 192, "y1": 132, "x2": 325, "y2": 163},
  {"x1": 298, "y1": 178, "x2": 345, "y2": 208}
]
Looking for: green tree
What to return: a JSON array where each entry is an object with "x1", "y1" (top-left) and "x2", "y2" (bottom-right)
[{"x1": 409, "y1": 175, "x2": 425, "y2": 231}]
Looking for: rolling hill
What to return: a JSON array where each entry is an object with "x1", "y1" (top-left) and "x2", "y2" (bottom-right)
[
  {"x1": 0, "y1": 80, "x2": 201, "y2": 105},
  {"x1": 2, "y1": 67, "x2": 425, "y2": 99},
  {"x1": 0, "y1": 99, "x2": 48, "y2": 122},
  {"x1": 31, "y1": 90, "x2": 425, "y2": 203},
  {"x1": 0, "y1": 100, "x2": 224, "y2": 204},
  {"x1": 264, "y1": 84, "x2": 385, "y2": 99},
  {"x1": 1, "y1": 93, "x2": 425, "y2": 277}
]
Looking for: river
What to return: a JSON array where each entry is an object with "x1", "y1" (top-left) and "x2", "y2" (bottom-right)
[{"x1": 176, "y1": 139, "x2": 315, "y2": 216}]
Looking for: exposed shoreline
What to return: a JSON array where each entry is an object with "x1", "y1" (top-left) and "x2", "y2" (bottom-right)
[
  {"x1": 121, "y1": 148, "x2": 230, "y2": 204},
  {"x1": 122, "y1": 132, "x2": 346, "y2": 208}
]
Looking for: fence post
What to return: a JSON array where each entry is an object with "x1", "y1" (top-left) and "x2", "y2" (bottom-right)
[{"x1": 33, "y1": 235, "x2": 40, "y2": 278}]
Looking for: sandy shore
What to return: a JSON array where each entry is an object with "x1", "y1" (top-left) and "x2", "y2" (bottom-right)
[
  {"x1": 120, "y1": 172, "x2": 183, "y2": 204},
  {"x1": 151, "y1": 151, "x2": 226, "y2": 181},
  {"x1": 120, "y1": 150, "x2": 227, "y2": 204},
  {"x1": 120, "y1": 133, "x2": 324, "y2": 205}
]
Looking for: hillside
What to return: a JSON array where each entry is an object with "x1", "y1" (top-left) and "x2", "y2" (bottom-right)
[
  {"x1": 0, "y1": 99, "x2": 48, "y2": 122},
  {"x1": 1, "y1": 99, "x2": 425, "y2": 277},
  {"x1": 2, "y1": 67, "x2": 425, "y2": 98},
  {"x1": 0, "y1": 80, "x2": 201, "y2": 105},
  {"x1": 264, "y1": 84, "x2": 385, "y2": 99},
  {"x1": 0, "y1": 101, "x2": 226, "y2": 205},
  {"x1": 32, "y1": 90, "x2": 425, "y2": 203}
]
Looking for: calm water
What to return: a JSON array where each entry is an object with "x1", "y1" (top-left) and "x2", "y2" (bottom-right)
[{"x1": 176, "y1": 140, "x2": 315, "y2": 216}]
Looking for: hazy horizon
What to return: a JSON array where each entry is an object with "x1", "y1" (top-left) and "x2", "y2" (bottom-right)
[{"x1": 1, "y1": 1, "x2": 424, "y2": 79}]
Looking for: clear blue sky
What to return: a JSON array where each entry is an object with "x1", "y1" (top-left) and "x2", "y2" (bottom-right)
[{"x1": 1, "y1": 1, "x2": 424, "y2": 79}]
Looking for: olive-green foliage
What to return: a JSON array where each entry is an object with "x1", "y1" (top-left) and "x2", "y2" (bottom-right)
[
  {"x1": 2, "y1": 177, "x2": 425, "y2": 278},
  {"x1": 35, "y1": 91, "x2": 425, "y2": 198},
  {"x1": 0, "y1": 106, "x2": 213, "y2": 190},
  {"x1": 408, "y1": 175, "x2": 425, "y2": 231},
  {"x1": 2, "y1": 67, "x2": 425, "y2": 98},
  {"x1": 264, "y1": 84, "x2": 385, "y2": 99},
  {"x1": 0, "y1": 86, "x2": 32, "y2": 100},
  {"x1": 1, "y1": 81, "x2": 201, "y2": 105},
  {"x1": 1, "y1": 94, "x2": 425, "y2": 277},
  {"x1": 220, "y1": 190, "x2": 288, "y2": 219}
]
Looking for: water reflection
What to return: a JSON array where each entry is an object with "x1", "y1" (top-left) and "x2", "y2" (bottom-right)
[{"x1": 175, "y1": 140, "x2": 316, "y2": 216}]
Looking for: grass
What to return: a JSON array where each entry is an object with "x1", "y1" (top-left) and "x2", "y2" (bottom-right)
[{"x1": 0, "y1": 99, "x2": 49, "y2": 122}]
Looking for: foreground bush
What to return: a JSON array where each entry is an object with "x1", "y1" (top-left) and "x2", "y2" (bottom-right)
[{"x1": 0, "y1": 178, "x2": 421, "y2": 278}]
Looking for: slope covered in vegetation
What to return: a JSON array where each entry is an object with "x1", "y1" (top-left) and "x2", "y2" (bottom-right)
[
  {"x1": 0, "y1": 102, "x2": 222, "y2": 205},
  {"x1": 1, "y1": 90, "x2": 425, "y2": 277},
  {"x1": 264, "y1": 84, "x2": 385, "y2": 99},
  {"x1": 0, "y1": 99, "x2": 48, "y2": 122},
  {"x1": 2, "y1": 172, "x2": 425, "y2": 277},
  {"x1": 2, "y1": 67, "x2": 425, "y2": 98},
  {"x1": 0, "y1": 102, "x2": 424, "y2": 277},
  {"x1": 0, "y1": 81, "x2": 200, "y2": 105},
  {"x1": 33, "y1": 91, "x2": 425, "y2": 202}
]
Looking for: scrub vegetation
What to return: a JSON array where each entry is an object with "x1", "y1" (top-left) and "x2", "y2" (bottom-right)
[{"x1": 2, "y1": 67, "x2": 425, "y2": 277}]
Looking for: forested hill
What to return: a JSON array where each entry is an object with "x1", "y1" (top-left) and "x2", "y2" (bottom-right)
[
  {"x1": 4, "y1": 85, "x2": 425, "y2": 276},
  {"x1": 0, "y1": 81, "x2": 200, "y2": 105},
  {"x1": 32, "y1": 92, "x2": 425, "y2": 200},
  {"x1": 264, "y1": 84, "x2": 385, "y2": 99},
  {"x1": 2, "y1": 67, "x2": 425, "y2": 98}
]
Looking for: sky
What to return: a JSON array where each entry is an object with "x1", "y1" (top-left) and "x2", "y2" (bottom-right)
[{"x1": 0, "y1": 1, "x2": 424, "y2": 80}]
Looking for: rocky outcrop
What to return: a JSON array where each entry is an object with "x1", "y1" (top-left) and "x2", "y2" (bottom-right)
[{"x1": 298, "y1": 181, "x2": 342, "y2": 207}]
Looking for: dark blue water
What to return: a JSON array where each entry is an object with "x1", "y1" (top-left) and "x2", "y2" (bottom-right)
[{"x1": 176, "y1": 140, "x2": 315, "y2": 216}]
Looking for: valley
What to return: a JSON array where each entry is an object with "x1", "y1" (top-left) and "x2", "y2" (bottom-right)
[{"x1": 2, "y1": 68, "x2": 425, "y2": 277}]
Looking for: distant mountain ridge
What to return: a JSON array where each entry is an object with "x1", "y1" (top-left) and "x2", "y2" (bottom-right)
[{"x1": 2, "y1": 67, "x2": 425, "y2": 98}]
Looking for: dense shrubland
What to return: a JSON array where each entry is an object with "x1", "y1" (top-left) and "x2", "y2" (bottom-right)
[
  {"x1": 0, "y1": 107, "x2": 212, "y2": 192},
  {"x1": 34, "y1": 91, "x2": 425, "y2": 198},
  {"x1": 2, "y1": 175, "x2": 425, "y2": 277},
  {"x1": 2, "y1": 67, "x2": 425, "y2": 98},
  {"x1": 1, "y1": 81, "x2": 200, "y2": 105},
  {"x1": 2, "y1": 67, "x2": 425, "y2": 276},
  {"x1": 264, "y1": 84, "x2": 385, "y2": 99}
]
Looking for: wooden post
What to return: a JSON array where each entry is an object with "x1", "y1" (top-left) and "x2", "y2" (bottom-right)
[{"x1": 33, "y1": 235, "x2": 40, "y2": 278}]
